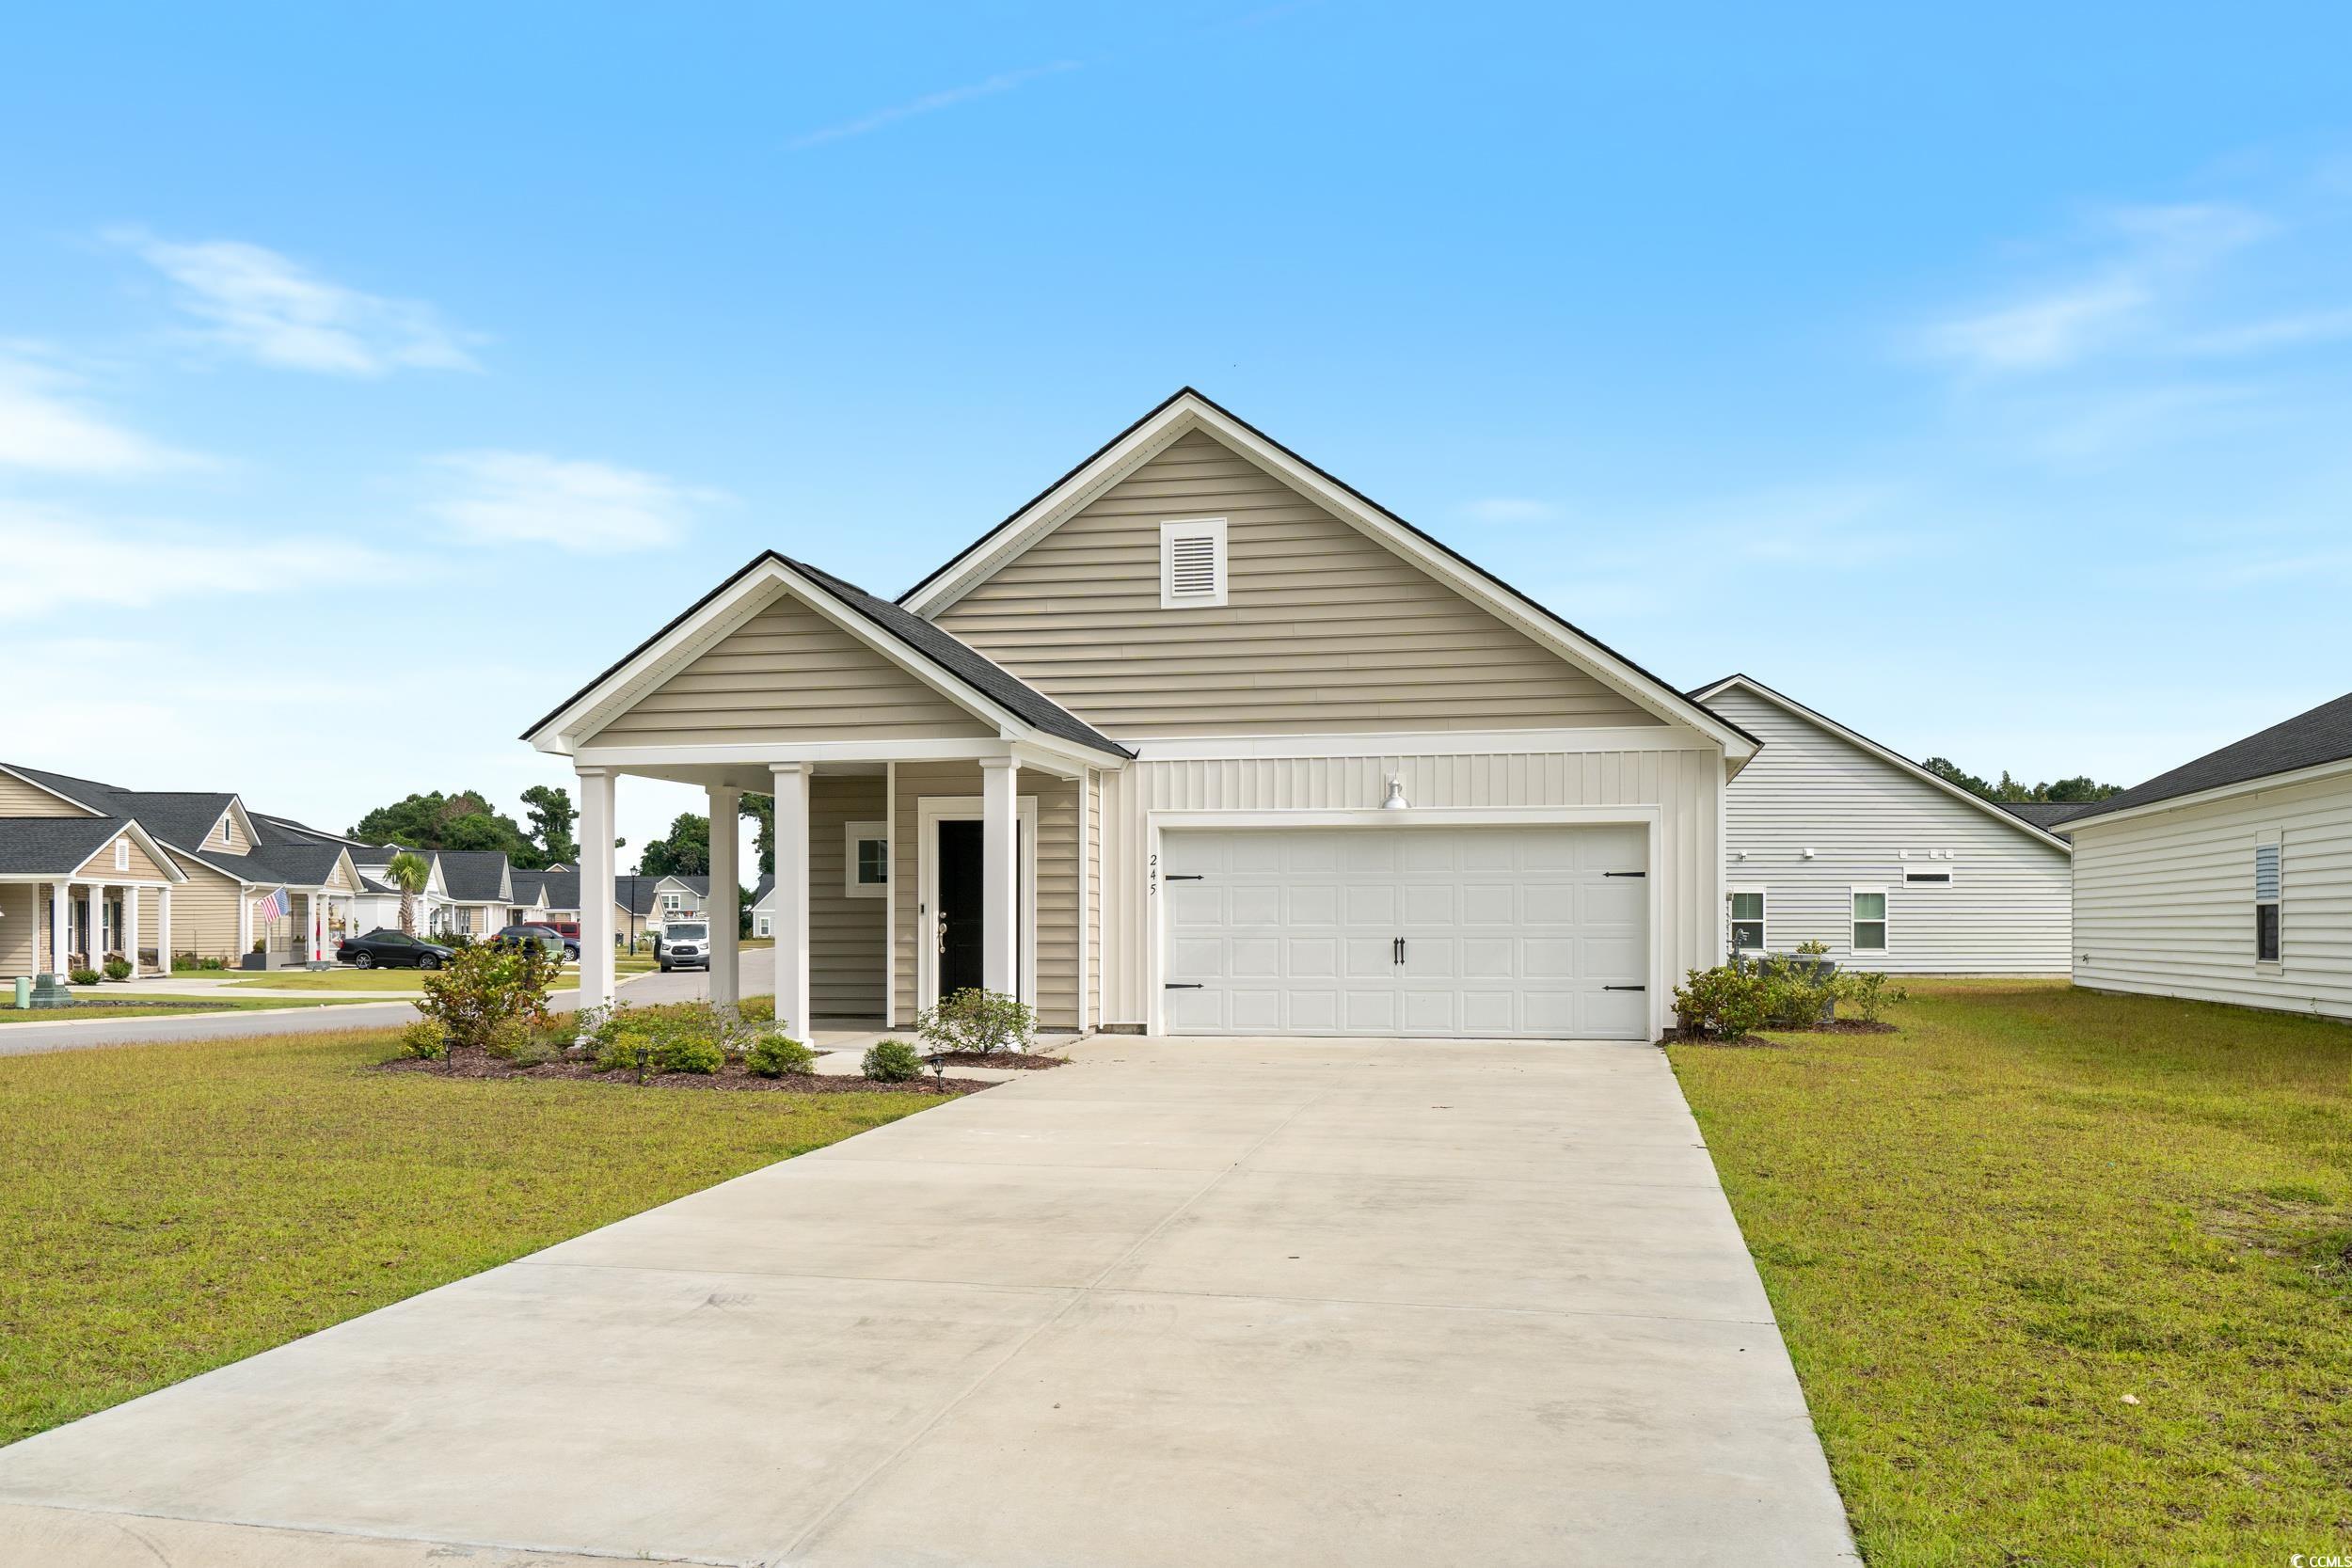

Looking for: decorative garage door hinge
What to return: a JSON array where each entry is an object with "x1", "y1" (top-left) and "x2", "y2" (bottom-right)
[
  {"x1": 1164, "y1": 982, "x2": 1204, "y2": 990},
  {"x1": 1603, "y1": 984, "x2": 1646, "y2": 991},
  {"x1": 1163, "y1": 874, "x2": 1205, "y2": 881},
  {"x1": 1603, "y1": 871, "x2": 1646, "y2": 878}
]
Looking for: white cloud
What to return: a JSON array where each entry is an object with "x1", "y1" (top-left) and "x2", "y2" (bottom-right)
[
  {"x1": 0, "y1": 353, "x2": 196, "y2": 474},
  {"x1": 118, "y1": 232, "x2": 480, "y2": 376},
  {"x1": 0, "y1": 500, "x2": 389, "y2": 620},
  {"x1": 425, "y1": 451, "x2": 722, "y2": 552},
  {"x1": 788, "y1": 59, "x2": 1082, "y2": 150},
  {"x1": 1460, "y1": 496, "x2": 1561, "y2": 524},
  {"x1": 1922, "y1": 277, "x2": 2153, "y2": 373}
]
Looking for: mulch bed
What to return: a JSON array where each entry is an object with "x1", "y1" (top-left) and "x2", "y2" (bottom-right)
[
  {"x1": 927, "y1": 1050, "x2": 1070, "y2": 1070},
  {"x1": 1669, "y1": 1019, "x2": 1899, "y2": 1048},
  {"x1": 376, "y1": 1048, "x2": 993, "y2": 1095}
]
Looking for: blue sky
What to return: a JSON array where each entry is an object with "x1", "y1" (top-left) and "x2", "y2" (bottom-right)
[{"x1": 4, "y1": 2, "x2": 2348, "y2": 865}]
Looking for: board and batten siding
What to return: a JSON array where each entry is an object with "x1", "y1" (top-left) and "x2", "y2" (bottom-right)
[
  {"x1": 1097, "y1": 736, "x2": 1724, "y2": 1034},
  {"x1": 2071, "y1": 771, "x2": 2352, "y2": 1020},
  {"x1": 809, "y1": 773, "x2": 885, "y2": 1019},
  {"x1": 589, "y1": 590, "x2": 993, "y2": 748},
  {"x1": 888, "y1": 762, "x2": 1083, "y2": 1032},
  {"x1": 933, "y1": 430, "x2": 1661, "y2": 737},
  {"x1": 1706, "y1": 684, "x2": 2072, "y2": 974}
]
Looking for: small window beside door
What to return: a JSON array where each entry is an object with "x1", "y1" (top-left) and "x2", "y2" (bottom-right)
[
  {"x1": 1159, "y1": 518, "x2": 1228, "y2": 609},
  {"x1": 1851, "y1": 890, "x2": 1888, "y2": 953},
  {"x1": 2255, "y1": 839, "x2": 2281, "y2": 964},
  {"x1": 1728, "y1": 888, "x2": 1766, "y2": 953},
  {"x1": 845, "y1": 821, "x2": 887, "y2": 898}
]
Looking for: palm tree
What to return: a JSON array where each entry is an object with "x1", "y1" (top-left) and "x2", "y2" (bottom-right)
[{"x1": 387, "y1": 851, "x2": 429, "y2": 937}]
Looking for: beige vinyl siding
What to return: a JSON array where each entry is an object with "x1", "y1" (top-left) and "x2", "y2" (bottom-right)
[
  {"x1": 888, "y1": 762, "x2": 1081, "y2": 1031},
  {"x1": 1098, "y1": 736, "x2": 1724, "y2": 1035},
  {"x1": 1707, "y1": 684, "x2": 2073, "y2": 974},
  {"x1": 74, "y1": 832, "x2": 174, "y2": 884},
  {"x1": 2072, "y1": 770, "x2": 2352, "y2": 1021},
  {"x1": 167, "y1": 862, "x2": 246, "y2": 963},
  {"x1": 591, "y1": 591, "x2": 994, "y2": 747},
  {"x1": 934, "y1": 429, "x2": 1661, "y2": 736},
  {"x1": 0, "y1": 775, "x2": 91, "y2": 816},
  {"x1": 810, "y1": 773, "x2": 885, "y2": 1018},
  {"x1": 206, "y1": 812, "x2": 254, "y2": 854},
  {"x1": 0, "y1": 884, "x2": 34, "y2": 976}
]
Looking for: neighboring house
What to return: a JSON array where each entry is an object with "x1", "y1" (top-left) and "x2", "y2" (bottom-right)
[
  {"x1": 0, "y1": 816, "x2": 186, "y2": 978},
  {"x1": 745, "y1": 874, "x2": 784, "y2": 936},
  {"x1": 1998, "y1": 800, "x2": 2105, "y2": 832},
  {"x1": 1691, "y1": 676, "x2": 2074, "y2": 974},
  {"x1": 0, "y1": 765, "x2": 360, "y2": 972},
  {"x1": 2062, "y1": 690, "x2": 2352, "y2": 1021},
  {"x1": 527, "y1": 388, "x2": 1760, "y2": 1040},
  {"x1": 432, "y1": 850, "x2": 516, "y2": 938}
]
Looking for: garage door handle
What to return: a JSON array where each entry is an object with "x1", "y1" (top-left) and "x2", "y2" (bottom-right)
[
  {"x1": 1603, "y1": 984, "x2": 1646, "y2": 992},
  {"x1": 1604, "y1": 871, "x2": 1646, "y2": 879},
  {"x1": 1164, "y1": 982, "x2": 1204, "y2": 990}
]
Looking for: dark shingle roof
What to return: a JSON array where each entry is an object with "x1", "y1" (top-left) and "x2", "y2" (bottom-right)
[
  {"x1": 0, "y1": 816, "x2": 133, "y2": 876},
  {"x1": 4, "y1": 765, "x2": 236, "y2": 854},
  {"x1": 1998, "y1": 800, "x2": 2104, "y2": 829},
  {"x1": 511, "y1": 868, "x2": 581, "y2": 909},
  {"x1": 437, "y1": 850, "x2": 513, "y2": 903},
  {"x1": 2063, "y1": 691, "x2": 2352, "y2": 825},
  {"x1": 520, "y1": 552, "x2": 1129, "y2": 758}
]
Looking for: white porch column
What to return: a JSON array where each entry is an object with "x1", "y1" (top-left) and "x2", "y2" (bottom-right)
[
  {"x1": 157, "y1": 885, "x2": 173, "y2": 977},
  {"x1": 308, "y1": 892, "x2": 326, "y2": 965},
  {"x1": 577, "y1": 767, "x2": 617, "y2": 1029},
  {"x1": 236, "y1": 883, "x2": 253, "y2": 959},
  {"x1": 49, "y1": 881, "x2": 70, "y2": 978},
  {"x1": 979, "y1": 757, "x2": 1020, "y2": 1000},
  {"x1": 84, "y1": 885, "x2": 105, "y2": 964},
  {"x1": 770, "y1": 764, "x2": 811, "y2": 1037},
  {"x1": 707, "y1": 784, "x2": 741, "y2": 1014},
  {"x1": 124, "y1": 886, "x2": 142, "y2": 978}
]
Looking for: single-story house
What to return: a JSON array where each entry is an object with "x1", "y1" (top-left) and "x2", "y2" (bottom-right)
[
  {"x1": 1691, "y1": 674, "x2": 2074, "y2": 974},
  {"x1": 2063, "y1": 689, "x2": 2352, "y2": 1021},
  {"x1": 430, "y1": 850, "x2": 516, "y2": 938},
  {"x1": 0, "y1": 816, "x2": 185, "y2": 978},
  {"x1": 526, "y1": 388, "x2": 1759, "y2": 1040}
]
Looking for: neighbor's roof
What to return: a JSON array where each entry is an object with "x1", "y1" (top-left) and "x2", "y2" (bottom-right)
[
  {"x1": 519, "y1": 553, "x2": 1128, "y2": 757},
  {"x1": 436, "y1": 850, "x2": 513, "y2": 903},
  {"x1": 0, "y1": 816, "x2": 138, "y2": 876},
  {"x1": 1998, "y1": 800, "x2": 2103, "y2": 829},
  {"x1": 2061, "y1": 690, "x2": 2352, "y2": 825},
  {"x1": 3, "y1": 764, "x2": 239, "y2": 854}
]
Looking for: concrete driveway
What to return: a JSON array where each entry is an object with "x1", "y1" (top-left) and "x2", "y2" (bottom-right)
[{"x1": 0, "y1": 1036, "x2": 1857, "y2": 1566}]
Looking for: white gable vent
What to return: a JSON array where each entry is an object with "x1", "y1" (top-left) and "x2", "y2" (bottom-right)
[{"x1": 1159, "y1": 517, "x2": 1228, "y2": 609}]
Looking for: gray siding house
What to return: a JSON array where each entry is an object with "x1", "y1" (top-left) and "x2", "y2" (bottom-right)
[{"x1": 1692, "y1": 675, "x2": 2074, "y2": 974}]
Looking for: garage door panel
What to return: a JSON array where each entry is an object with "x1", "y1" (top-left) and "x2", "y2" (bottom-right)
[{"x1": 1162, "y1": 826, "x2": 1648, "y2": 1041}]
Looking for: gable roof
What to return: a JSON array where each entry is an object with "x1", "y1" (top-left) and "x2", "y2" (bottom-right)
[
  {"x1": 2059, "y1": 689, "x2": 2352, "y2": 827},
  {"x1": 521, "y1": 553, "x2": 1127, "y2": 759},
  {"x1": 1690, "y1": 673, "x2": 2073, "y2": 852},
  {"x1": 436, "y1": 850, "x2": 514, "y2": 903},
  {"x1": 1998, "y1": 800, "x2": 2103, "y2": 830},
  {"x1": 0, "y1": 763, "x2": 352, "y2": 886},
  {"x1": 898, "y1": 388, "x2": 1757, "y2": 758},
  {"x1": 0, "y1": 816, "x2": 183, "y2": 879}
]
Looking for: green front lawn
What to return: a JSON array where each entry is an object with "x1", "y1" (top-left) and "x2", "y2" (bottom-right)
[
  {"x1": 229, "y1": 967, "x2": 577, "y2": 992},
  {"x1": 1, "y1": 995, "x2": 378, "y2": 1023},
  {"x1": 1673, "y1": 979, "x2": 2352, "y2": 1564},
  {"x1": 0, "y1": 1027, "x2": 946, "y2": 1446}
]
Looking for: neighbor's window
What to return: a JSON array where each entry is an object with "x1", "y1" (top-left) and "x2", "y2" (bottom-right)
[
  {"x1": 2255, "y1": 840, "x2": 2281, "y2": 963},
  {"x1": 1159, "y1": 517, "x2": 1229, "y2": 608},
  {"x1": 662, "y1": 892, "x2": 683, "y2": 912},
  {"x1": 845, "y1": 821, "x2": 888, "y2": 898},
  {"x1": 1851, "y1": 890, "x2": 1887, "y2": 952},
  {"x1": 1728, "y1": 889, "x2": 1766, "y2": 953},
  {"x1": 114, "y1": 840, "x2": 129, "y2": 871}
]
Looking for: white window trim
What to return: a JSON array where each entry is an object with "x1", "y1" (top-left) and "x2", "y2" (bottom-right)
[
  {"x1": 1727, "y1": 884, "x2": 1768, "y2": 954},
  {"x1": 1901, "y1": 868, "x2": 1955, "y2": 887},
  {"x1": 1850, "y1": 885, "x2": 1889, "y2": 954},
  {"x1": 2255, "y1": 829, "x2": 2282, "y2": 972},
  {"x1": 1159, "y1": 517, "x2": 1228, "y2": 609},
  {"x1": 843, "y1": 819, "x2": 887, "y2": 900},
  {"x1": 114, "y1": 840, "x2": 129, "y2": 872}
]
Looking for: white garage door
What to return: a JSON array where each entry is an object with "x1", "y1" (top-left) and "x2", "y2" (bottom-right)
[{"x1": 1161, "y1": 825, "x2": 1650, "y2": 1039}]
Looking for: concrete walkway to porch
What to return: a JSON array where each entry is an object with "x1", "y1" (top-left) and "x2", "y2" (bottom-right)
[{"x1": 0, "y1": 1034, "x2": 1857, "y2": 1566}]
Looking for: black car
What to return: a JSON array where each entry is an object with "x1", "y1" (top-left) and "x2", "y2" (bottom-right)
[
  {"x1": 338, "y1": 929, "x2": 455, "y2": 970},
  {"x1": 489, "y1": 924, "x2": 572, "y2": 962}
]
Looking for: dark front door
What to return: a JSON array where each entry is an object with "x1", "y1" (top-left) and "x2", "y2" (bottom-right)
[{"x1": 936, "y1": 819, "x2": 985, "y2": 998}]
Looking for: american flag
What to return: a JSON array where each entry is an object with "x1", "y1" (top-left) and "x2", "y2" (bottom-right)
[{"x1": 254, "y1": 887, "x2": 288, "y2": 922}]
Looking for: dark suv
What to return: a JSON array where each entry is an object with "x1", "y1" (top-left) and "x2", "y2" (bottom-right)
[
  {"x1": 490, "y1": 925, "x2": 574, "y2": 962},
  {"x1": 338, "y1": 929, "x2": 456, "y2": 970}
]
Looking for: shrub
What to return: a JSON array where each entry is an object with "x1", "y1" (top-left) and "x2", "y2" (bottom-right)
[
  {"x1": 1753, "y1": 953, "x2": 1838, "y2": 1028},
  {"x1": 68, "y1": 968, "x2": 102, "y2": 987},
  {"x1": 103, "y1": 957, "x2": 133, "y2": 982},
  {"x1": 863, "y1": 1038, "x2": 924, "y2": 1082},
  {"x1": 398, "y1": 1020, "x2": 448, "y2": 1060},
  {"x1": 1836, "y1": 970, "x2": 1906, "y2": 1023},
  {"x1": 483, "y1": 1016, "x2": 532, "y2": 1059},
  {"x1": 916, "y1": 988, "x2": 1035, "y2": 1057},
  {"x1": 747, "y1": 1033, "x2": 818, "y2": 1077},
  {"x1": 661, "y1": 1037, "x2": 724, "y2": 1075},
  {"x1": 736, "y1": 995, "x2": 775, "y2": 1025},
  {"x1": 596, "y1": 1030, "x2": 657, "y2": 1078},
  {"x1": 416, "y1": 940, "x2": 559, "y2": 1053},
  {"x1": 505, "y1": 1032, "x2": 560, "y2": 1069},
  {"x1": 1672, "y1": 964, "x2": 1770, "y2": 1039}
]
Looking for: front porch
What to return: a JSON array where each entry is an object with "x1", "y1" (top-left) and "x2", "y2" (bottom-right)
[{"x1": 572, "y1": 745, "x2": 1097, "y2": 1040}]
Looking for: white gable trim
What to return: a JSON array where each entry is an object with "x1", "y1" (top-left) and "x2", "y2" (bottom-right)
[
  {"x1": 527, "y1": 556, "x2": 1050, "y2": 756},
  {"x1": 67, "y1": 820, "x2": 189, "y2": 883},
  {"x1": 1692, "y1": 674, "x2": 2072, "y2": 852},
  {"x1": 898, "y1": 391, "x2": 1755, "y2": 760},
  {"x1": 0, "y1": 764, "x2": 105, "y2": 818}
]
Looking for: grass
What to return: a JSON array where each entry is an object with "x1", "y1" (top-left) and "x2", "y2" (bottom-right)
[
  {"x1": 1671, "y1": 979, "x2": 2352, "y2": 1565},
  {"x1": 0, "y1": 1024, "x2": 946, "y2": 1446},
  {"x1": 1, "y1": 995, "x2": 376, "y2": 1022},
  {"x1": 230, "y1": 968, "x2": 579, "y2": 992}
]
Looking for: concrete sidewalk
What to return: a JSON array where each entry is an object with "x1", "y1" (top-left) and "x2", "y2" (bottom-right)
[{"x1": 0, "y1": 1036, "x2": 1858, "y2": 1566}]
